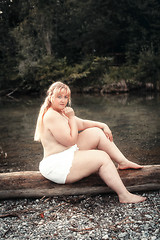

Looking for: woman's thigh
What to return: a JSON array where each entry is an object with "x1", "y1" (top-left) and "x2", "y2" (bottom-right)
[
  {"x1": 77, "y1": 127, "x2": 104, "y2": 150},
  {"x1": 65, "y1": 149, "x2": 110, "y2": 183}
]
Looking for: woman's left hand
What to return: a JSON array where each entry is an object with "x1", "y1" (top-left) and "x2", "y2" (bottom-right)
[{"x1": 103, "y1": 125, "x2": 113, "y2": 142}]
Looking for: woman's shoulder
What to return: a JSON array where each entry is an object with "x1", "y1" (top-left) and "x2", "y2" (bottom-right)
[{"x1": 43, "y1": 108, "x2": 59, "y2": 122}]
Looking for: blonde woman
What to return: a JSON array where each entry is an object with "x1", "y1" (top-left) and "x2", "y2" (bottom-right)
[{"x1": 34, "y1": 81, "x2": 146, "y2": 203}]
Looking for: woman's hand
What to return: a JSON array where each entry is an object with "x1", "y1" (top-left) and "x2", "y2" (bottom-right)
[
  {"x1": 62, "y1": 107, "x2": 75, "y2": 119},
  {"x1": 62, "y1": 107, "x2": 78, "y2": 145},
  {"x1": 103, "y1": 124, "x2": 113, "y2": 142}
]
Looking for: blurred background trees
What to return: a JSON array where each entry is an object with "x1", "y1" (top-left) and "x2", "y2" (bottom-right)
[{"x1": 0, "y1": 0, "x2": 160, "y2": 94}]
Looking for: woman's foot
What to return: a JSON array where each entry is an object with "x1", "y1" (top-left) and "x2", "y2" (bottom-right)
[
  {"x1": 119, "y1": 192, "x2": 146, "y2": 203},
  {"x1": 118, "y1": 159, "x2": 144, "y2": 170}
]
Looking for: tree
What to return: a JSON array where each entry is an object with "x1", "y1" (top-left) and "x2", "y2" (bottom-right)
[
  {"x1": 125, "y1": 0, "x2": 160, "y2": 64},
  {"x1": 0, "y1": 0, "x2": 160, "y2": 93},
  {"x1": 0, "y1": 0, "x2": 19, "y2": 91}
]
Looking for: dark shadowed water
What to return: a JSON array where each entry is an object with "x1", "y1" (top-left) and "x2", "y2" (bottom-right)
[{"x1": 0, "y1": 93, "x2": 159, "y2": 173}]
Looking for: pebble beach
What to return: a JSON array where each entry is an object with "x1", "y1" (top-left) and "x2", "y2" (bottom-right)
[{"x1": 0, "y1": 190, "x2": 160, "y2": 240}]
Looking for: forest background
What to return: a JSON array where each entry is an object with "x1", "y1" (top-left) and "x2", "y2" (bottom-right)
[{"x1": 0, "y1": 0, "x2": 160, "y2": 95}]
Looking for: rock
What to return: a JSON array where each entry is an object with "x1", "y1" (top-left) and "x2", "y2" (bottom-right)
[{"x1": 0, "y1": 190, "x2": 159, "y2": 240}]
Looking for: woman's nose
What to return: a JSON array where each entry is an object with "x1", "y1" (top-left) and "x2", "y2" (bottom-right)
[{"x1": 61, "y1": 97, "x2": 65, "y2": 102}]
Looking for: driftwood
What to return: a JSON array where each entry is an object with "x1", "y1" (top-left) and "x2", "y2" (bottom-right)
[{"x1": 0, "y1": 165, "x2": 160, "y2": 199}]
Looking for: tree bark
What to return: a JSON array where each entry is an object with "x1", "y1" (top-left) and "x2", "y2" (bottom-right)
[{"x1": 0, "y1": 165, "x2": 159, "y2": 199}]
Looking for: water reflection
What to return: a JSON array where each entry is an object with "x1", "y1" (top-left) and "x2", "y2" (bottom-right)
[{"x1": 0, "y1": 93, "x2": 159, "y2": 172}]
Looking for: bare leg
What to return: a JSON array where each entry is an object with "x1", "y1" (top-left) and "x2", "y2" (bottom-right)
[
  {"x1": 66, "y1": 150, "x2": 146, "y2": 203},
  {"x1": 77, "y1": 127, "x2": 143, "y2": 170}
]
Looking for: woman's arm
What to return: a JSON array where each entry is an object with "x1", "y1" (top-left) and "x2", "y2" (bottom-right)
[
  {"x1": 44, "y1": 108, "x2": 78, "y2": 147},
  {"x1": 75, "y1": 116, "x2": 113, "y2": 142},
  {"x1": 62, "y1": 107, "x2": 78, "y2": 145}
]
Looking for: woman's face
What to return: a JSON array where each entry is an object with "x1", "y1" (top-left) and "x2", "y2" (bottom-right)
[{"x1": 51, "y1": 88, "x2": 69, "y2": 112}]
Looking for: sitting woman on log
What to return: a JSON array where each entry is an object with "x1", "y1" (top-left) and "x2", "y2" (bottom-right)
[{"x1": 34, "y1": 81, "x2": 146, "y2": 203}]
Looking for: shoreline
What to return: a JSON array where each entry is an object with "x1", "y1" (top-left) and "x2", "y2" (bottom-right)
[{"x1": 0, "y1": 81, "x2": 159, "y2": 98}]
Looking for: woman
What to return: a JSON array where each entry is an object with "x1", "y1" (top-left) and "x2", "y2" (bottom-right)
[{"x1": 34, "y1": 81, "x2": 146, "y2": 203}]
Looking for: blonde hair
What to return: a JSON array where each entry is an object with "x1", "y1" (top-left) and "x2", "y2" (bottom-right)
[{"x1": 34, "y1": 81, "x2": 71, "y2": 142}]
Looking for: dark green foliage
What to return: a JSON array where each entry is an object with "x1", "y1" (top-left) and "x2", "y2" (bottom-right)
[
  {"x1": 136, "y1": 48, "x2": 160, "y2": 90},
  {"x1": 125, "y1": 0, "x2": 160, "y2": 64},
  {"x1": 0, "y1": 0, "x2": 19, "y2": 91},
  {"x1": 0, "y1": 0, "x2": 160, "y2": 93},
  {"x1": 19, "y1": 55, "x2": 108, "y2": 93},
  {"x1": 67, "y1": 56, "x2": 109, "y2": 90}
]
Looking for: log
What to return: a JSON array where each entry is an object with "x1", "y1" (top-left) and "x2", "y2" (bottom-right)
[{"x1": 0, "y1": 165, "x2": 160, "y2": 199}]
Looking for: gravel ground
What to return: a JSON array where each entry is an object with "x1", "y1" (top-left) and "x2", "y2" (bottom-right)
[{"x1": 0, "y1": 191, "x2": 160, "y2": 240}]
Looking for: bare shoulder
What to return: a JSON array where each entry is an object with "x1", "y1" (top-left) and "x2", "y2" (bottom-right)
[{"x1": 43, "y1": 108, "x2": 60, "y2": 123}]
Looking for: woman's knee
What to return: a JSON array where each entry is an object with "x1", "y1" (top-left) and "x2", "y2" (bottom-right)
[
  {"x1": 91, "y1": 127, "x2": 106, "y2": 143},
  {"x1": 77, "y1": 127, "x2": 104, "y2": 150},
  {"x1": 88, "y1": 127, "x2": 105, "y2": 143},
  {"x1": 83, "y1": 127, "x2": 104, "y2": 136},
  {"x1": 91, "y1": 127, "x2": 104, "y2": 136}
]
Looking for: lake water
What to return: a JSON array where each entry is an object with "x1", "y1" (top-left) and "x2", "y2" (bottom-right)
[{"x1": 0, "y1": 93, "x2": 160, "y2": 173}]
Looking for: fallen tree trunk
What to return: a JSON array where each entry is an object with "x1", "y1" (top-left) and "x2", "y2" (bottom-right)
[{"x1": 0, "y1": 165, "x2": 160, "y2": 199}]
